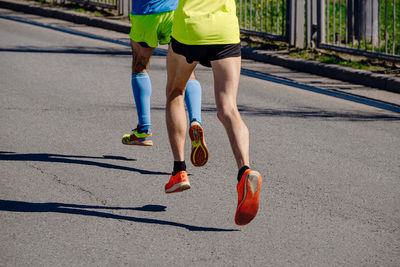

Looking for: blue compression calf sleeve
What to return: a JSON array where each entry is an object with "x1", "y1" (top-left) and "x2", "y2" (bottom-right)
[
  {"x1": 131, "y1": 73, "x2": 151, "y2": 131},
  {"x1": 184, "y1": 79, "x2": 202, "y2": 124}
]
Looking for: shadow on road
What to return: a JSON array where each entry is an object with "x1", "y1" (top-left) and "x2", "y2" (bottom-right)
[
  {"x1": 0, "y1": 46, "x2": 132, "y2": 55},
  {"x1": 147, "y1": 105, "x2": 400, "y2": 121},
  {"x1": 235, "y1": 106, "x2": 400, "y2": 121},
  {"x1": 0, "y1": 151, "x2": 170, "y2": 175},
  {"x1": 0, "y1": 200, "x2": 238, "y2": 232}
]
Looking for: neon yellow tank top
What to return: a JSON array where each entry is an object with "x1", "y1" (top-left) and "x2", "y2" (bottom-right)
[{"x1": 172, "y1": 0, "x2": 240, "y2": 45}]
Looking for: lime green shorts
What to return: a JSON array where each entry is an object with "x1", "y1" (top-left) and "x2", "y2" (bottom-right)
[{"x1": 129, "y1": 11, "x2": 174, "y2": 48}]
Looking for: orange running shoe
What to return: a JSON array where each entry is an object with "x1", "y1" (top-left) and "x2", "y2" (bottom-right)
[
  {"x1": 189, "y1": 120, "x2": 209, "y2": 167},
  {"x1": 235, "y1": 169, "x2": 262, "y2": 226},
  {"x1": 165, "y1": 170, "x2": 191, "y2": 194}
]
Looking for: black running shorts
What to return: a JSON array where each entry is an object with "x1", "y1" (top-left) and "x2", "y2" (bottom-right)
[
  {"x1": 138, "y1": 41, "x2": 151, "y2": 48},
  {"x1": 170, "y1": 37, "x2": 241, "y2": 67}
]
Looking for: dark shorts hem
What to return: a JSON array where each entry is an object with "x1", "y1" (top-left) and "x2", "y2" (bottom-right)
[
  {"x1": 170, "y1": 37, "x2": 241, "y2": 67},
  {"x1": 138, "y1": 41, "x2": 151, "y2": 48}
]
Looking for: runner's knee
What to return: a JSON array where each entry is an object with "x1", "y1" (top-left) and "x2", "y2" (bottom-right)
[
  {"x1": 166, "y1": 86, "x2": 185, "y2": 102},
  {"x1": 217, "y1": 106, "x2": 238, "y2": 124},
  {"x1": 132, "y1": 54, "x2": 149, "y2": 73}
]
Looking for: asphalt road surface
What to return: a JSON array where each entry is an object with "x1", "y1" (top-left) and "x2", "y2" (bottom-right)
[{"x1": 1, "y1": 10, "x2": 400, "y2": 266}]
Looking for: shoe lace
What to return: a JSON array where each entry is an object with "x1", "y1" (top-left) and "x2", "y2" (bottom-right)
[{"x1": 132, "y1": 126, "x2": 150, "y2": 134}]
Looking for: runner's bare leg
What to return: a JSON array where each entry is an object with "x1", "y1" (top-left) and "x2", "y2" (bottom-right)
[
  {"x1": 165, "y1": 46, "x2": 198, "y2": 161},
  {"x1": 211, "y1": 57, "x2": 250, "y2": 169}
]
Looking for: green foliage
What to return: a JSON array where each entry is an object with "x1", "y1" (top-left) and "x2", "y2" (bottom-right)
[
  {"x1": 288, "y1": 48, "x2": 399, "y2": 73},
  {"x1": 74, "y1": 7, "x2": 85, "y2": 13},
  {"x1": 320, "y1": 55, "x2": 368, "y2": 69},
  {"x1": 93, "y1": 10, "x2": 103, "y2": 16}
]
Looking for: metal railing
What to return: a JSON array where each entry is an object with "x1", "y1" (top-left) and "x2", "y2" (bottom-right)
[
  {"x1": 237, "y1": 0, "x2": 400, "y2": 62},
  {"x1": 318, "y1": 0, "x2": 400, "y2": 62},
  {"x1": 237, "y1": 0, "x2": 287, "y2": 41}
]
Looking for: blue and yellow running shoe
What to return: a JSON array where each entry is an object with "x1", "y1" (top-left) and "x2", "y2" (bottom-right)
[
  {"x1": 189, "y1": 119, "x2": 209, "y2": 167},
  {"x1": 122, "y1": 128, "x2": 152, "y2": 146}
]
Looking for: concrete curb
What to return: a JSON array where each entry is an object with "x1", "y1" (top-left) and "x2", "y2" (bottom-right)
[
  {"x1": 1, "y1": 0, "x2": 399, "y2": 93},
  {"x1": 241, "y1": 48, "x2": 400, "y2": 93}
]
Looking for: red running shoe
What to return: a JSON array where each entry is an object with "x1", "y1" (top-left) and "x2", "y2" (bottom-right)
[
  {"x1": 235, "y1": 169, "x2": 262, "y2": 225},
  {"x1": 165, "y1": 171, "x2": 191, "y2": 194}
]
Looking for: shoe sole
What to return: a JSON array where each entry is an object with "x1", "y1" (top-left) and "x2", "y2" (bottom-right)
[
  {"x1": 235, "y1": 171, "x2": 262, "y2": 226},
  {"x1": 189, "y1": 124, "x2": 209, "y2": 167},
  {"x1": 122, "y1": 137, "x2": 153, "y2": 146},
  {"x1": 165, "y1": 181, "x2": 191, "y2": 194}
]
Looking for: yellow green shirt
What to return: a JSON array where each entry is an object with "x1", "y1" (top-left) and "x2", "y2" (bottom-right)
[{"x1": 172, "y1": 0, "x2": 240, "y2": 45}]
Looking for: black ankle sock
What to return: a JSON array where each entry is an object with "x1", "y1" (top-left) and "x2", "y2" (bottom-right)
[
  {"x1": 173, "y1": 161, "x2": 186, "y2": 175},
  {"x1": 237, "y1": 166, "x2": 250, "y2": 182}
]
